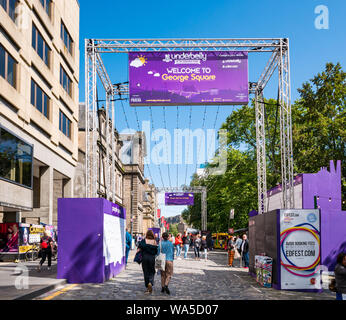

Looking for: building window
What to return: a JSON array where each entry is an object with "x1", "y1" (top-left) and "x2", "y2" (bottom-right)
[
  {"x1": 32, "y1": 24, "x2": 50, "y2": 67},
  {"x1": 60, "y1": 21, "x2": 73, "y2": 55},
  {"x1": 0, "y1": 0, "x2": 17, "y2": 21},
  {"x1": 0, "y1": 43, "x2": 16, "y2": 88},
  {"x1": 59, "y1": 110, "x2": 71, "y2": 138},
  {"x1": 31, "y1": 79, "x2": 49, "y2": 118},
  {"x1": 39, "y1": 0, "x2": 51, "y2": 17},
  {"x1": 0, "y1": 126, "x2": 33, "y2": 188},
  {"x1": 60, "y1": 65, "x2": 72, "y2": 96}
]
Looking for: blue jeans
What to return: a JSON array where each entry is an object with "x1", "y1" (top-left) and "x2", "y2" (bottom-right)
[
  {"x1": 243, "y1": 252, "x2": 249, "y2": 267},
  {"x1": 125, "y1": 247, "x2": 130, "y2": 265},
  {"x1": 184, "y1": 244, "x2": 189, "y2": 259},
  {"x1": 336, "y1": 293, "x2": 345, "y2": 300},
  {"x1": 176, "y1": 245, "x2": 181, "y2": 257}
]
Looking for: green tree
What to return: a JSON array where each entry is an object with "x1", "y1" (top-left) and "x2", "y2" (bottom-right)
[
  {"x1": 292, "y1": 62, "x2": 346, "y2": 208},
  {"x1": 169, "y1": 224, "x2": 179, "y2": 236}
]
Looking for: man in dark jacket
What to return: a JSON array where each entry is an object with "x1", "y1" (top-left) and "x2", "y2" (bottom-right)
[
  {"x1": 240, "y1": 234, "x2": 249, "y2": 268},
  {"x1": 335, "y1": 253, "x2": 346, "y2": 300}
]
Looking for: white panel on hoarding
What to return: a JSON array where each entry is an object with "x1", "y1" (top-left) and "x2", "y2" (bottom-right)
[
  {"x1": 280, "y1": 209, "x2": 321, "y2": 290},
  {"x1": 103, "y1": 214, "x2": 125, "y2": 266}
]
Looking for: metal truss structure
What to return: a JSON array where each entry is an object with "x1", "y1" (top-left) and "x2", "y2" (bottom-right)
[
  {"x1": 85, "y1": 38, "x2": 294, "y2": 219},
  {"x1": 156, "y1": 187, "x2": 207, "y2": 231}
]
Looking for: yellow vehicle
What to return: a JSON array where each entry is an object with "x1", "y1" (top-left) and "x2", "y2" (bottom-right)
[{"x1": 212, "y1": 233, "x2": 230, "y2": 249}]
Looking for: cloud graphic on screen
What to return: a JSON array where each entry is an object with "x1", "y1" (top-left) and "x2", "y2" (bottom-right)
[
  {"x1": 130, "y1": 58, "x2": 145, "y2": 68},
  {"x1": 154, "y1": 73, "x2": 160, "y2": 77},
  {"x1": 148, "y1": 71, "x2": 153, "y2": 74}
]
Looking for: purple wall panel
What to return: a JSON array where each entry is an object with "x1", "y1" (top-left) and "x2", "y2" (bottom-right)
[
  {"x1": 57, "y1": 198, "x2": 104, "y2": 283},
  {"x1": 57, "y1": 198, "x2": 126, "y2": 283},
  {"x1": 321, "y1": 210, "x2": 346, "y2": 271},
  {"x1": 302, "y1": 160, "x2": 342, "y2": 211}
]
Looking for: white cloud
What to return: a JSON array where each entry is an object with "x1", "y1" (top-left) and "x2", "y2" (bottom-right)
[
  {"x1": 130, "y1": 58, "x2": 144, "y2": 68},
  {"x1": 154, "y1": 73, "x2": 160, "y2": 77},
  {"x1": 148, "y1": 71, "x2": 153, "y2": 74}
]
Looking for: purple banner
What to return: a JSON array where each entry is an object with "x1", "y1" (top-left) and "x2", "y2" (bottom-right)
[
  {"x1": 129, "y1": 51, "x2": 248, "y2": 106},
  {"x1": 165, "y1": 193, "x2": 194, "y2": 206}
]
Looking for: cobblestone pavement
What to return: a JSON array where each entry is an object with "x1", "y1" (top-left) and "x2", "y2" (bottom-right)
[{"x1": 36, "y1": 250, "x2": 335, "y2": 300}]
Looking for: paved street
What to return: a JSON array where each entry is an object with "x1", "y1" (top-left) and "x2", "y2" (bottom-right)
[{"x1": 36, "y1": 250, "x2": 335, "y2": 300}]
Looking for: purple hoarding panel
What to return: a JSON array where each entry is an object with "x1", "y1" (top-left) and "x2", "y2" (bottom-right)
[
  {"x1": 57, "y1": 198, "x2": 126, "y2": 284},
  {"x1": 129, "y1": 51, "x2": 248, "y2": 106},
  {"x1": 165, "y1": 193, "x2": 194, "y2": 206},
  {"x1": 57, "y1": 198, "x2": 104, "y2": 283}
]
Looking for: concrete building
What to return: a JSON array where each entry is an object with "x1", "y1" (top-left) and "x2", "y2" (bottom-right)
[
  {"x1": 0, "y1": 0, "x2": 80, "y2": 225},
  {"x1": 75, "y1": 104, "x2": 124, "y2": 206}
]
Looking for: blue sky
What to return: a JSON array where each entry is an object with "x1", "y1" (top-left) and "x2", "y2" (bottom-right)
[{"x1": 79, "y1": 0, "x2": 346, "y2": 218}]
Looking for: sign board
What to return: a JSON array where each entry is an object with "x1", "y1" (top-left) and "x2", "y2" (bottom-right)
[
  {"x1": 165, "y1": 193, "x2": 194, "y2": 206},
  {"x1": 255, "y1": 255, "x2": 273, "y2": 288},
  {"x1": 279, "y1": 209, "x2": 321, "y2": 290},
  {"x1": 129, "y1": 51, "x2": 248, "y2": 106},
  {"x1": 229, "y1": 209, "x2": 235, "y2": 220}
]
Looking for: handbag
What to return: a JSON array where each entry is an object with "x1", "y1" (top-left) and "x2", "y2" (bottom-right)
[
  {"x1": 155, "y1": 242, "x2": 166, "y2": 271},
  {"x1": 134, "y1": 250, "x2": 142, "y2": 264},
  {"x1": 234, "y1": 248, "x2": 241, "y2": 259},
  {"x1": 329, "y1": 278, "x2": 337, "y2": 292}
]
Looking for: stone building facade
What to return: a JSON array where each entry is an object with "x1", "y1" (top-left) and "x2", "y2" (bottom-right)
[
  {"x1": 142, "y1": 178, "x2": 158, "y2": 232},
  {"x1": 75, "y1": 105, "x2": 124, "y2": 206},
  {"x1": 75, "y1": 105, "x2": 157, "y2": 235}
]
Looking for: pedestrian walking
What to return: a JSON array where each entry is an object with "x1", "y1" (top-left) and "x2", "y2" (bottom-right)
[
  {"x1": 154, "y1": 233, "x2": 160, "y2": 245},
  {"x1": 182, "y1": 231, "x2": 190, "y2": 259},
  {"x1": 138, "y1": 230, "x2": 158, "y2": 294},
  {"x1": 334, "y1": 252, "x2": 346, "y2": 300},
  {"x1": 37, "y1": 231, "x2": 53, "y2": 271},
  {"x1": 240, "y1": 234, "x2": 249, "y2": 268},
  {"x1": 201, "y1": 235, "x2": 208, "y2": 261},
  {"x1": 174, "y1": 233, "x2": 183, "y2": 259},
  {"x1": 235, "y1": 235, "x2": 242, "y2": 252},
  {"x1": 227, "y1": 236, "x2": 236, "y2": 267},
  {"x1": 190, "y1": 234, "x2": 194, "y2": 248},
  {"x1": 194, "y1": 234, "x2": 201, "y2": 260},
  {"x1": 125, "y1": 229, "x2": 132, "y2": 265},
  {"x1": 159, "y1": 232, "x2": 174, "y2": 295}
]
